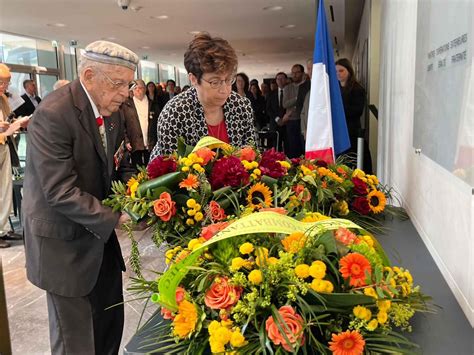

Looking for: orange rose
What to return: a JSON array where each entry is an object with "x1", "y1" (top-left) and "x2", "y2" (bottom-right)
[
  {"x1": 259, "y1": 207, "x2": 288, "y2": 215},
  {"x1": 209, "y1": 200, "x2": 227, "y2": 221},
  {"x1": 200, "y1": 221, "x2": 230, "y2": 241},
  {"x1": 239, "y1": 146, "x2": 257, "y2": 161},
  {"x1": 265, "y1": 306, "x2": 305, "y2": 351},
  {"x1": 204, "y1": 276, "x2": 242, "y2": 310},
  {"x1": 153, "y1": 192, "x2": 177, "y2": 222},
  {"x1": 293, "y1": 184, "x2": 311, "y2": 202},
  {"x1": 195, "y1": 147, "x2": 216, "y2": 165}
]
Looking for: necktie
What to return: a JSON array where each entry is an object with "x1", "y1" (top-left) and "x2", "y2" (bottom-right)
[
  {"x1": 96, "y1": 116, "x2": 107, "y2": 153},
  {"x1": 279, "y1": 89, "x2": 283, "y2": 111}
]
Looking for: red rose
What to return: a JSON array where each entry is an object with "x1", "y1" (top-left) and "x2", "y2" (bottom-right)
[
  {"x1": 352, "y1": 197, "x2": 370, "y2": 215},
  {"x1": 352, "y1": 177, "x2": 368, "y2": 195},
  {"x1": 259, "y1": 148, "x2": 287, "y2": 179}
]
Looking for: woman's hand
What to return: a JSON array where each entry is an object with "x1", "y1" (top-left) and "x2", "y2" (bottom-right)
[{"x1": 0, "y1": 121, "x2": 9, "y2": 133}]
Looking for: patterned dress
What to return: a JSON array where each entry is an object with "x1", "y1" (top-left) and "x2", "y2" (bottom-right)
[{"x1": 149, "y1": 87, "x2": 258, "y2": 159}]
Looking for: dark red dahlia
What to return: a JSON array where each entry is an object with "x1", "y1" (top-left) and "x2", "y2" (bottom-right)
[
  {"x1": 352, "y1": 177, "x2": 368, "y2": 195},
  {"x1": 210, "y1": 156, "x2": 249, "y2": 189},
  {"x1": 147, "y1": 156, "x2": 177, "y2": 179},
  {"x1": 290, "y1": 158, "x2": 302, "y2": 166},
  {"x1": 352, "y1": 197, "x2": 370, "y2": 215},
  {"x1": 259, "y1": 148, "x2": 287, "y2": 179},
  {"x1": 314, "y1": 159, "x2": 328, "y2": 168}
]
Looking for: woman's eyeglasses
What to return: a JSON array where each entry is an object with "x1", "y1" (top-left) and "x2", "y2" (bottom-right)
[{"x1": 201, "y1": 76, "x2": 236, "y2": 89}]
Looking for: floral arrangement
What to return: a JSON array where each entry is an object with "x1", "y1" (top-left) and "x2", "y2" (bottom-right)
[
  {"x1": 130, "y1": 212, "x2": 431, "y2": 354},
  {"x1": 104, "y1": 137, "x2": 402, "y2": 275}
]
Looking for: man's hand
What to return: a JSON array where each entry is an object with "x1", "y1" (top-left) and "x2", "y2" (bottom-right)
[
  {"x1": 0, "y1": 121, "x2": 9, "y2": 133},
  {"x1": 126, "y1": 143, "x2": 132, "y2": 151}
]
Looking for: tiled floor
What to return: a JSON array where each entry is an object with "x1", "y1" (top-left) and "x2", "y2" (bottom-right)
[{"x1": 1, "y1": 220, "x2": 166, "y2": 354}]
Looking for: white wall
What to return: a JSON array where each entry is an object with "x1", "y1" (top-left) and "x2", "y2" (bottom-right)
[{"x1": 378, "y1": 1, "x2": 473, "y2": 326}]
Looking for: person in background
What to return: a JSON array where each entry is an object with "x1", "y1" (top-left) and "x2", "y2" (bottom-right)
[
  {"x1": 300, "y1": 58, "x2": 313, "y2": 144},
  {"x1": 248, "y1": 82, "x2": 267, "y2": 130},
  {"x1": 266, "y1": 72, "x2": 288, "y2": 152},
  {"x1": 23, "y1": 40, "x2": 139, "y2": 354},
  {"x1": 166, "y1": 79, "x2": 177, "y2": 99},
  {"x1": 146, "y1": 81, "x2": 157, "y2": 102},
  {"x1": 182, "y1": 85, "x2": 190, "y2": 92},
  {"x1": 121, "y1": 79, "x2": 161, "y2": 169},
  {"x1": 260, "y1": 82, "x2": 270, "y2": 99},
  {"x1": 335, "y1": 58, "x2": 372, "y2": 173},
  {"x1": 14, "y1": 79, "x2": 41, "y2": 117},
  {"x1": 280, "y1": 64, "x2": 306, "y2": 158},
  {"x1": 174, "y1": 86, "x2": 182, "y2": 95},
  {"x1": 53, "y1": 79, "x2": 70, "y2": 91},
  {"x1": 232, "y1": 72, "x2": 250, "y2": 98},
  {"x1": 149, "y1": 32, "x2": 257, "y2": 157},
  {"x1": 270, "y1": 80, "x2": 277, "y2": 92},
  {"x1": 156, "y1": 83, "x2": 168, "y2": 109}
]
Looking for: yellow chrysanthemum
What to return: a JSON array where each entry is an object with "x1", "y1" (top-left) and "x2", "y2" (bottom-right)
[
  {"x1": 333, "y1": 200, "x2": 350, "y2": 216},
  {"x1": 367, "y1": 319, "x2": 378, "y2": 331},
  {"x1": 352, "y1": 168, "x2": 367, "y2": 180},
  {"x1": 361, "y1": 235, "x2": 374, "y2": 247},
  {"x1": 231, "y1": 257, "x2": 251, "y2": 271},
  {"x1": 377, "y1": 311, "x2": 388, "y2": 324},
  {"x1": 295, "y1": 264, "x2": 310, "y2": 278},
  {"x1": 364, "y1": 287, "x2": 378, "y2": 299},
  {"x1": 172, "y1": 300, "x2": 198, "y2": 338},
  {"x1": 353, "y1": 305, "x2": 372, "y2": 321},
  {"x1": 301, "y1": 212, "x2": 331, "y2": 223},
  {"x1": 281, "y1": 232, "x2": 307, "y2": 253},
  {"x1": 377, "y1": 300, "x2": 391, "y2": 311},
  {"x1": 239, "y1": 242, "x2": 254, "y2": 255},
  {"x1": 310, "y1": 279, "x2": 333, "y2": 293},
  {"x1": 208, "y1": 320, "x2": 221, "y2": 336},
  {"x1": 246, "y1": 182, "x2": 272, "y2": 210},
  {"x1": 230, "y1": 330, "x2": 247, "y2": 348},
  {"x1": 367, "y1": 190, "x2": 387, "y2": 214},
  {"x1": 248, "y1": 270, "x2": 263, "y2": 285},
  {"x1": 309, "y1": 260, "x2": 327, "y2": 279}
]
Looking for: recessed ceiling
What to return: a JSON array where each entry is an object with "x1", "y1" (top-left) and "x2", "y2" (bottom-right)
[{"x1": 0, "y1": 0, "x2": 364, "y2": 81}]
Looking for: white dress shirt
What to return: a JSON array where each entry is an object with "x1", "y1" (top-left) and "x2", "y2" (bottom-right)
[
  {"x1": 80, "y1": 81, "x2": 107, "y2": 153},
  {"x1": 133, "y1": 95, "x2": 149, "y2": 148},
  {"x1": 28, "y1": 94, "x2": 39, "y2": 108}
]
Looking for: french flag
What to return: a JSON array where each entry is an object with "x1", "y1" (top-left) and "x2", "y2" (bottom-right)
[{"x1": 305, "y1": 0, "x2": 350, "y2": 163}]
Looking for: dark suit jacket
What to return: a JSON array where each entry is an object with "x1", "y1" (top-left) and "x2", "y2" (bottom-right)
[
  {"x1": 23, "y1": 79, "x2": 125, "y2": 297},
  {"x1": 266, "y1": 89, "x2": 286, "y2": 131},
  {"x1": 14, "y1": 93, "x2": 41, "y2": 117},
  {"x1": 121, "y1": 97, "x2": 160, "y2": 152}
]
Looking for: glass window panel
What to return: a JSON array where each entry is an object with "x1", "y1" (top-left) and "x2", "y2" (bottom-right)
[
  {"x1": 159, "y1": 64, "x2": 175, "y2": 83},
  {"x1": 38, "y1": 74, "x2": 58, "y2": 98},
  {"x1": 0, "y1": 33, "x2": 38, "y2": 66},
  {"x1": 37, "y1": 39, "x2": 58, "y2": 69},
  {"x1": 178, "y1": 68, "x2": 189, "y2": 86},
  {"x1": 140, "y1": 61, "x2": 158, "y2": 83}
]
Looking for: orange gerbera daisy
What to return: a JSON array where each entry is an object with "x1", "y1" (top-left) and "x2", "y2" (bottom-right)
[
  {"x1": 179, "y1": 174, "x2": 199, "y2": 189},
  {"x1": 329, "y1": 330, "x2": 365, "y2": 355},
  {"x1": 339, "y1": 253, "x2": 372, "y2": 287}
]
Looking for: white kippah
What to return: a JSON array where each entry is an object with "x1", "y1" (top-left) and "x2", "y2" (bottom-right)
[{"x1": 82, "y1": 40, "x2": 139, "y2": 70}]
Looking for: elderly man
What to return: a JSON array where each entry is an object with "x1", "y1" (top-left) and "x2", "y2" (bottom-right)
[
  {"x1": 23, "y1": 41, "x2": 138, "y2": 354},
  {"x1": 121, "y1": 79, "x2": 161, "y2": 169}
]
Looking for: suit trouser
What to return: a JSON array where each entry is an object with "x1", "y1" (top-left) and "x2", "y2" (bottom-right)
[
  {"x1": 46, "y1": 240, "x2": 124, "y2": 355},
  {"x1": 130, "y1": 150, "x2": 150, "y2": 170},
  {"x1": 0, "y1": 144, "x2": 12, "y2": 234},
  {"x1": 285, "y1": 120, "x2": 304, "y2": 158}
]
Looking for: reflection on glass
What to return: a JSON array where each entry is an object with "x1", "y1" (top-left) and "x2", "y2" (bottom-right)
[
  {"x1": 37, "y1": 39, "x2": 58, "y2": 69},
  {"x1": 178, "y1": 68, "x2": 189, "y2": 86},
  {"x1": 159, "y1": 63, "x2": 175, "y2": 82},
  {"x1": 140, "y1": 61, "x2": 158, "y2": 83},
  {"x1": 38, "y1": 74, "x2": 58, "y2": 98},
  {"x1": 0, "y1": 33, "x2": 38, "y2": 66}
]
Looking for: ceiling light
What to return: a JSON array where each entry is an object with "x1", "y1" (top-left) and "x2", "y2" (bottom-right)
[
  {"x1": 151, "y1": 15, "x2": 168, "y2": 20},
  {"x1": 263, "y1": 5, "x2": 283, "y2": 11},
  {"x1": 142, "y1": 46, "x2": 150, "y2": 49},
  {"x1": 189, "y1": 31, "x2": 202, "y2": 35},
  {"x1": 130, "y1": 6, "x2": 142, "y2": 11},
  {"x1": 106, "y1": 36, "x2": 117, "y2": 40},
  {"x1": 280, "y1": 24, "x2": 296, "y2": 29},
  {"x1": 47, "y1": 23, "x2": 66, "y2": 27}
]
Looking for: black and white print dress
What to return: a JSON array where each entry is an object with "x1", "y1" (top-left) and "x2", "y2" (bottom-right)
[{"x1": 149, "y1": 87, "x2": 258, "y2": 159}]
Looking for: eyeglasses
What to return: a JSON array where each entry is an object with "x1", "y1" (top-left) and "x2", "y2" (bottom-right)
[
  {"x1": 98, "y1": 70, "x2": 136, "y2": 91},
  {"x1": 0, "y1": 80, "x2": 11, "y2": 87},
  {"x1": 201, "y1": 76, "x2": 236, "y2": 89}
]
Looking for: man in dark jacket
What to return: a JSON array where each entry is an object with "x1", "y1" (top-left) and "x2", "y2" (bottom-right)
[
  {"x1": 121, "y1": 79, "x2": 161, "y2": 169},
  {"x1": 14, "y1": 79, "x2": 41, "y2": 117},
  {"x1": 266, "y1": 72, "x2": 287, "y2": 151},
  {"x1": 23, "y1": 40, "x2": 139, "y2": 354}
]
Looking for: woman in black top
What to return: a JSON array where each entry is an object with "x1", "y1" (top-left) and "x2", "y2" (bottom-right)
[
  {"x1": 248, "y1": 82, "x2": 267, "y2": 130},
  {"x1": 335, "y1": 58, "x2": 372, "y2": 173}
]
